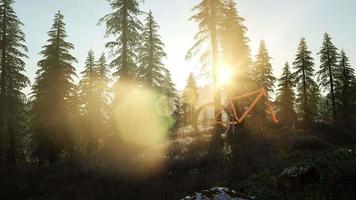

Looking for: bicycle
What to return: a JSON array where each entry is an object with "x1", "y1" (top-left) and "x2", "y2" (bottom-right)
[{"x1": 193, "y1": 87, "x2": 279, "y2": 134}]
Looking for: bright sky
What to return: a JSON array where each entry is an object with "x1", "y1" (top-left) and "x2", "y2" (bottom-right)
[{"x1": 15, "y1": 0, "x2": 356, "y2": 94}]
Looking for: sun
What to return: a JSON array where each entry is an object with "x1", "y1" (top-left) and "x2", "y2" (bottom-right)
[{"x1": 218, "y1": 64, "x2": 232, "y2": 86}]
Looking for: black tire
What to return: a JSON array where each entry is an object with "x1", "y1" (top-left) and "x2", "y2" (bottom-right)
[{"x1": 193, "y1": 103, "x2": 230, "y2": 134}]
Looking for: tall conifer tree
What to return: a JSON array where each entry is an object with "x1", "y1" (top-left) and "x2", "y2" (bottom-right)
[
  {"x1": 187, "y1": 0, "x2": 224, "y2": 135},
  {"x1": 252, "y1": 40, "x2": 275, "y2": 128},
  {"x1": 182, "y1": 73, "x2": 199, "y2": 126},
  {"x1": 335, "y1": 50, "x2": 356, "y2": 124},
  {"x1": 79, "y1": 50, "x2": 101, "y2": 156},
  {"x1": 138, "y1": 11, "x2": 178, "y2": 114},
  {"x1": 96, "y1": 53, "x2": 110, "y2": 124},
  {"x1": 317, "y1": 33, "x2": 339, "y2": 122},
  {"x1": 253, "y1": 40, "x2": 275, "y2": 92},
  {"x1": 31, "y1": 11, "x2": 77, "y2": 164},
  {"x1": 220, "y1": 0, "x2": 251, "y2": 94},
  {"x1": 292, "y1": 38, "x2": 318, "y2": 123},
  {"x1": 276, "y1": 63, "x2": 296, "y2": 126},
  {"x1": 99, "y1": 0, "x2": 142, "y2": 86},
  {"x1": 79, "y1": 52, "x2": 110, "y2": 156},
  {"x1": 138, "y1": 11, "x2": 167, "y2": 91},
  {"x1": 0, "y1": 0, "x2": 29, "y2": 164},
  {"x1": 99, "y1": 0, "x2": 143, "y2": 135}
]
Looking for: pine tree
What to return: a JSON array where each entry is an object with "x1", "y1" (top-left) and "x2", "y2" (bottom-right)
[
  {"x1": 335, "y1": 50, "x2": 356, "y2": 124},
  {"x1": 220, "y1": 0, "x2": 251, "y2": 94},
  {"x1": 182, "y1": 73, "x2": 199, "y2": 126},
  {"x1": 137, "y1": 11, "x2": 178, "y2": 130},
  {"x1": 79, "y1": 52, "x2": 110, "y2": 156},
  {"x1": 187, "y1": 0, "x2": 225, "y2": 133},
  {"x1": 163, "y1": 69, "x2": 179, "y2": 116},
  {"x1": 96, "y1": 53, "x2": 110, "y2": 123},
  {"x1": 80, "y1": 51, "x2": 96, "y2": 107},
  {"x1": 317, "y1": 33, "x2": 339, "y2": 122},
  {"x1": 251, "y1": 40, "x2": 275, "y2": 128},
  {"x1": 253, "y1": 40, "x2": 276, "y2": 92},
  {"x1": 99, "y1": 0, "x2": 143, "y2": 136},
  {"x1": 0, "y1": 0, "x2": 30, "y2": 164},
  {"x1": 171, "y1": 97, "x2": 184, "y2": 131},
  {"x1": 138, "y1": 11, "x2": 167, "y2": 92},
  {"x1": 309, "y1": 81, "x2": 322, "y2": 121},
  {"x1": 276, "y1": 63, "x2": 296, "y2": 126},
  {"x1": 79, "y1": 50, "x2": 101, "y2": 156},
  {"x1": 31, "y1": 11, "x2": 77, "y2": 164},
  {"x1": 292, "y1": 38, "x2": 318, "y2": 124},
  {"x1": 99, "y1": 0, "x2": 142, "y2": 86}
]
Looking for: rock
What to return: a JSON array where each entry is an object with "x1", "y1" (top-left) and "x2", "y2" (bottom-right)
[{"x1": 181, "y1": 187, "x2": 253, "y2": 200}]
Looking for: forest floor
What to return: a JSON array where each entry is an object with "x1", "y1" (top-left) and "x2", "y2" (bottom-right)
[{"x1": 1, "y1": 123, "x2": 356, "y2": 200}]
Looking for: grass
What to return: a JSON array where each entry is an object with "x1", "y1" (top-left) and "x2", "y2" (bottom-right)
[{"x1": 1, "y1": 123, "x2": 356, "y2": 200}]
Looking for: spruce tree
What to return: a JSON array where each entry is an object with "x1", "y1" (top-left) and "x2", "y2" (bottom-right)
[
  {"x1": 79, "y1": 52, "x2": 110, "y2": 156},
  {"x1": 0, "y1": 0, "x2": 29, "y2": 164},
  {"x1": 79, "y1": 50, "x2": 101, "y2": 156},
  {"x1": 163, "y1": 69, "x2": 179, "y2": 116},
  {"x1": 80, "y1": 50, "x2": 96, "y2": 106},
  {"x1": 31, "y1": 11, "x2": 77, "y2": 164},
  {"x1": 187, "y1": 0, "x2": 225, "y2": 133},
  {"x1": 182, "y1": 73, "x2": 199, "y2": 126},
  {"x1": 252, "y1": 40, "x2": 275, "y2": 128},
  {"x1": 292, "y1": 38, "x2": 318, "y2": 124},
  {"x1": 253, "y1": 40, "x2": 276, "y2": 92},
  {"x1": 99, "y1": 0, "x2": 142, "y2": 86},
  {"x1": 220, "y1": 0, "x2": 251, "y2": 94},
  {"x1": 276, "y1": 63, "x2": 296, "y2": 126},
  {"x1": 317, "y1": 33, "x2": 339, "y2": 122},
  {"x1": 96, "y1": 53, "x2": 110, "y2": 123},
  {"x1": 137, "y1": 11, "x2": 178, "y2": 130},
  {"x1": 335, "y1": 50, "x2": 356, "y2": 124},
  {"x1": 138, "y1": 11, "x2": 167, "y2": 92},
  {"x1": 309, "y1": 81, "x2": 322, "y2": 121},
  {"x1": 99, "y1": 0, "x2": 143, "y2": 136}
]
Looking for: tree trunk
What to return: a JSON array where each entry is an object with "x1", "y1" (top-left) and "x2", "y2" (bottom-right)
[
  {"x1": 0, "y1": 6, "x2": 7, "y2": 165},
  {"x1": 327, "y1": 53, "x2": 337, "y2": 122},
  {"x1": 148, "y1": 13, "x2": 154, "y2": 88},
  {"x1": 301, "y1": 55, "x2": 309, "y2": 124},
  {"x1": 121, "y1": 0, "x2": 129, "y2": 80},
  {"x1": 211, "y1": 4, "x2": 221, "y2": 134},
  {"x1": 7, "y1": 125, "x2": 16, "y2": 165}
]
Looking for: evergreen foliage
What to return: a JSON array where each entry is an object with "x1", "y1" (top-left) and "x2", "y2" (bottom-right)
[
  {"x1": 138, "y1": 11, "x2": 168, "y2": 92},
  {"x1": 220, "y1": 0, "x2": 251, "y2": 94},
  {"x1": 292, "y1": 38, "x2": 319, "y2": 123},
  {"x1": 79, "y1": 50, "x2": 109, "y2": 156},
  {"x1": 335, "y1": 50, "x2": 356, "y2": 124},
  {"x1": 0, "y1": 0, "x2": 29, "y2": 164},
  {"x1": 138, "y1": 11, "x2": 179, "y2": 129},
  {"x1": 252, "y1": 40, "x2": 275, "y2": 128},
  {"x1": 276, "y1": 63, "x2": 296, "y2": 126},
  {"x1": 187, "y1": 0, "x2": 225, "y2": 133},
  {"x1": 317, "y1": 33, "x2": 339, "y2": 122},
  {"x1": 253, "y1": 40, "x2": 275, "y2": 92},
  {"x1": 0, "y1": 0, "x2": 355, "y2": 170},
  {"x1": 182, "y1": 73, "x2": 199, "y2": 126},
  {"x1": 96, "y1": 53, "x2": 110, "y2": 122},
  {"x1": 98, "y1": 0, "x2": 142, "y2": 84},
  {"x1": 99, "y1": 0, "x2": 143, "y2": 136},
  {"x1": 31, "y1": 11, "x2": 77, "y2": 164}
]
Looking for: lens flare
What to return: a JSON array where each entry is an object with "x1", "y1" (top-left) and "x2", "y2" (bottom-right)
[{"x1": 111, "y1": 83, "x2": 171, "y2": 177}]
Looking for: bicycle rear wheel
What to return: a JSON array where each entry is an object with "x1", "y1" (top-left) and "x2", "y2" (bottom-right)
[{"x1": 194, "y1": 103, "x2": 231, "y2": 134}]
